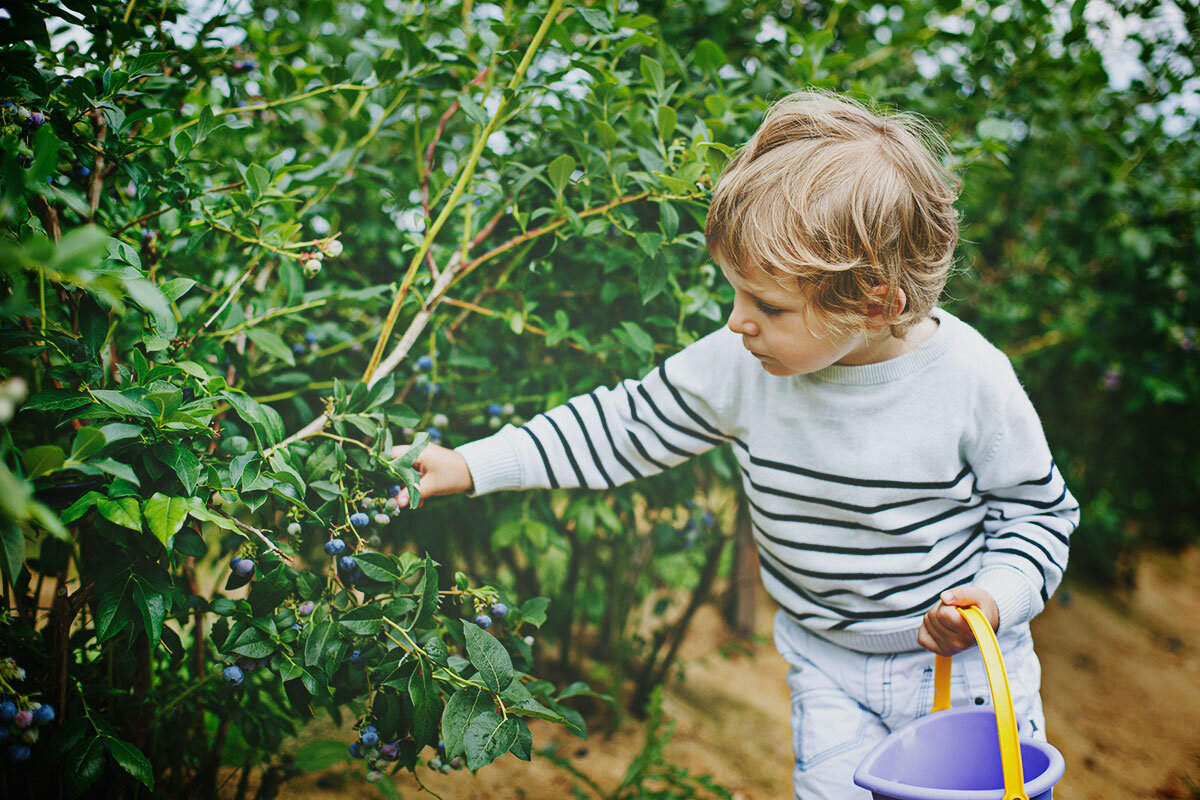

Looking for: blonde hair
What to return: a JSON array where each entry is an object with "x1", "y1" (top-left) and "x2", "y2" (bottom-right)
[{"x1": 704, "y1": 89, "x2": 961, "y2": 336}]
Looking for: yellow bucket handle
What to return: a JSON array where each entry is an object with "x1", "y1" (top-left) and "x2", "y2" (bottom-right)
[{"x1": 930, "y1": 605, "x2": 1029, "y2": 800}]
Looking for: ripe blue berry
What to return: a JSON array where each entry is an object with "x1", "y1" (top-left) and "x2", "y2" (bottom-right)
[
  {"x1": 350, "y1": 512, "x2": 369, "y2": 527},
  {"x1": 0, "y1": 701, "x2": 15, "y2": 722},
  {"x1": 77, "y1": 166, "x2": 90, "y2": 178},
  {"x1": 438, "y1": 740, "x2": 446, "y2": 758},
  {"x1": 380, "y1": 743, "x2": 398, "y2": 761},
  {"x1": 360, "y1": 730, "x2": 379, "y2": 746},
  {"x1": 349, "y1": 741, "x2": 363, "y2": 759},
  {"x1": 339, "y1": 556, "x2": 357, "y2": 572},
  {"x1": 9, "y1": 744, "x2": 30, "y2": 762},
  {"x1": 28, "y1": 111, "x2": 46, "y2": 128},
  {"x1": 223, "y1": 665, "x2": 244, "y2": 685},
  {"x1": 298, "y1": 601, "x2": 315, "y2": 616},
  {"x1": 304, "y1": 331, "x2": 317, "y2": 345},
  {"x1": 386, "y1": 484, "x2": 402, "y2": 497},
  {"x1": 232, "y1": 558, "x2": 255, "y2": 578},
  {"x1": 427, "y1": 426, "x2": 442, "y2": 442},
  {"x1": 32, "y1": 705, "x2": 54, "y2": 726},
  {"x1": 486, "y1": 403, "x2": 503, "y2": 416},
  {"x1": 416, "y1": 354, "x2": 433, "y2": 370},
  {"x1": 324, "y1": 538, "x2": 345, "y2": 555},
  {"x1": 490, "y1": 602, "x2": 508, "y2": 618},
  {"x1": 292, "y1": 343, "x2": 305, "y2": 355},
  {"x1": 474, "y1": 614, "x2": 492, "y2": 629},
  {"x1": 350, "y1": 649, "x2": 364, "y2": 665}
]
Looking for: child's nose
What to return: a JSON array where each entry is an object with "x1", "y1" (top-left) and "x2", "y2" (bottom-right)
[{"x1": 727, "y1": 304, "x2": 760, "y2": 338}]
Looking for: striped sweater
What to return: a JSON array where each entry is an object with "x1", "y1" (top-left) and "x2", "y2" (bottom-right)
[{"x1": 457, "y1": 307, "x2": 1078, "y2": 654}]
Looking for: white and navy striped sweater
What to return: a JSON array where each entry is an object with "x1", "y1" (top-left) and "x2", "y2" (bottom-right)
[{"x1": 457, "y1": 307, "x2": 1078, "y2": 653}]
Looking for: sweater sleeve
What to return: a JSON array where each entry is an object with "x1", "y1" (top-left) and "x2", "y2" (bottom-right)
[
  {"x1": 455, "y1": 328, "x2": 737, "y2": 495},
  {"x1": 971, "y1": 380, "x2": 1078, "y2": 631}
]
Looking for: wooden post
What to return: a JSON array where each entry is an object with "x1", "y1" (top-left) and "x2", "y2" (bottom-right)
[{"x1": 729, "y1": 499, "x2": 759, "y2": 636}]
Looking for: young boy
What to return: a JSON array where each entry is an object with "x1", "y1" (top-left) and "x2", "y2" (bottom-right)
[{"x1": 393, "y1": 90, "x2": 1078, "y2": 798}]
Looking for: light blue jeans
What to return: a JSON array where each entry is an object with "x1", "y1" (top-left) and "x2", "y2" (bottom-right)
[{"x1": 773, "y1": 610, "x2": 1046, "y2": 800}]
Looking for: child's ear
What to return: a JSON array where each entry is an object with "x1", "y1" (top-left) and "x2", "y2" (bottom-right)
[{"x1": 866, "y1": 286, "x2": 907, "y2": 328}]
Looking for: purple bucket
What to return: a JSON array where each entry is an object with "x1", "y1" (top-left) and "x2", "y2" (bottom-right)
[{"x1": 853, "y1": 706, "x2": 1065, "y2": 800}]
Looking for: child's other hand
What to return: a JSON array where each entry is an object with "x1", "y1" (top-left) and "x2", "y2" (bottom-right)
[
  {"x1": 917, "y1": 586, "x2": 1000, "y2": 656},
  {"x1": 388, "y1": 442, "x2": 474, "y2": 508}
]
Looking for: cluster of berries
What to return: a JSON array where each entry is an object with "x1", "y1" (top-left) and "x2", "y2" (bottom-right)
[
  {"x1": 427, "y1": 739, "x2": 464, "y2": 773},
  {"x1": 0, "y1": 658, "x2": 56, "y2": 762},
  {"x1": 472, "y1": 602, "x2": 508, "y2": 630},
  {"x1": 230, "y1": 556, "x2": 256, "y2": 578},
  {"x1": 297, "y1": 238, "x2": 343, "y2": 278},
  {"x1": 1, "y1": 102, "x2": 48, "y2": 130},
  {"x1": 222, "y1": 654, "x2": 270, "y2": 687},
  {"x1": 323, "y1": 537, "x2": 369, "y2": 586}
]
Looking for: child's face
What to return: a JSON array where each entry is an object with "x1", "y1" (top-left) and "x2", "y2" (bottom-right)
[{"x1": 720, "y1": 264, "x2": 870, "y2": 376}]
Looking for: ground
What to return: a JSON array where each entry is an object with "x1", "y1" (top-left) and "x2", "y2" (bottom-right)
[{"x1": 238, "y1": 547, "x2": 1200, "y2": 799}]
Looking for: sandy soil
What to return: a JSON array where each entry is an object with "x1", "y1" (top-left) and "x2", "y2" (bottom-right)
[{"x1": 237, "y1": 548, "x2": 1200, "y2": 799}]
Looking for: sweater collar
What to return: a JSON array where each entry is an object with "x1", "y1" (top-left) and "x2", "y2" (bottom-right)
[{"x1": 807, "y1": 307, "x2": 955, "y2": 385}]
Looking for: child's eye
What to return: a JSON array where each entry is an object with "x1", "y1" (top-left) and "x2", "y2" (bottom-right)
[{"x1": 755, "y1": 299, "x2": 783, "y2": 317}]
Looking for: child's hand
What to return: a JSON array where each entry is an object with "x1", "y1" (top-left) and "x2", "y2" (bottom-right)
[
  {"x1": 388, "y1": 442, "x2": 474, "y2": 508},
  {"x1": 917, "y1": 586, "x2": 1000, "y2": 656}
]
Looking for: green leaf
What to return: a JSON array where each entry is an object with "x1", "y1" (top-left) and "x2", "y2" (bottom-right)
[
  {"x1": 304, "y1": 621, "x2": 342, "y2": 668},
  {"x1": 463, "y1": 620, "x2": 513, "y2": 693},
  {"x1": 227, "y1": 625, "x2": 274, "y2": 659},
  {"x1": 573, "y1": 4, "x2": 612, "y2": 31},
  {"x1": 21, "y1": 389, "x2": 92, "y2": 412},
  {"x1": 143, "y1": 493, "x2": 189, "y2": 546},
  {"x1": 132, "y1": 580, "x2": 167, "y2": 644},
  {"x1": 22, "y1": 445, "x2": 64, "y2": 478},
  {"x1": 96, "y1": 583, "x2": 131, "y2": 643},
  {"x1": 90, "y1": 390, "x2": 155, "y2": 418},
  {"x1": 408, "y1": 658, "x2": 442, "y2": 748},
  {"x1": 354, "y1": 551, "x2": 405, "y2": 583},
  {"x1": 547, "y1": 153, "x2": 576, "y2": 199},
  {"x1": 505, "y1": 697, "x2": 569, "y2": 725},
  {"x1": 246, "y1": 328, "x2": 296, "y2": 366},
  {"x1": 464, "y1": 711, "x2": 519, "y2": 770},
  {"x1": 91, "y1": 458, "x2": 141, "y2": 485},
  {"x1": 61, "y1": 491, "x2": 105, "y2": 524},
  {"x1": 656, "y1": 105, "x2": 677, "y2": 142},
  {"x1": 441, "y1": 687, "x2": 489, "y2": 761},
  {"x1": 97, "y1": 497, "x2": 142, "y2": 531},
  {"x1": 413, "y1": 555, "x2": 439, "y2": 628},
  {"x1": 639, "y1": 55, "x2": 665, "y2": 96},
  {"x1": 223, "y1": 391, "x2": 284, "y2": 448},
  {"x1": 518, "y1": 597, "x2": 550, "y2": 628},
  {"x1": 248, "y1": 565, "x2": 292, "y2": 616},
  {"x1": 1, "y1": 520, "x2": 26, "y2": 587},
  {"x1": 171, "y1": 527, "x2": 207, "y2": 557},
  {"x1": 65, "y1": 738, "x2": 106, "y2": 796},
  {"x1": 105, "y1": 737, "x2": 155, "y2": 790},
  {"x1": 337, "y1": 605, "x2": 382, "y2": 636},
  {"x1": 510, "y1": 718, "x2": 533, "y2": 761}
]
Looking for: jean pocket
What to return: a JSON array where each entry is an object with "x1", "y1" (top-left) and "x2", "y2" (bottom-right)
[{"x1": 791, "y1": 687, "x2": 870, "y2": 771}]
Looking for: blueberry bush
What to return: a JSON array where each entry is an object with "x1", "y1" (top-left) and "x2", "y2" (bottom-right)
[{"x1": 1, "y1": 0, "x2": 1196, "y2": 798}]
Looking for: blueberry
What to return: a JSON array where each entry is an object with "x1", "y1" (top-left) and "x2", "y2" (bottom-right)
[
  {"x1": 415, "y1": 354, "x2": 433, "y2": 370},
  {"x1": 364, "y1": 725, "x2": 377, "y2": 736},
  {"x1": 360, "y1": 730, "x2": 378, "y2": 746},
  {"x1": 380, "y1": 743, "x2": 398, "y2": 761},
  {"x1": 0, "y1": 102, "x2": 13, "y2": 113},
  {"x1": 440, "y1": 762, "x2": 451, "y2": 774},
  {"x1": 287, "y1": 522, "x2": 302, "y2": 535},
  {"x1": 349, "y1": 741, "x2": 363, "y2": 759},
  {"x1": 77, "y1": 166, "x2": 90, "y2": 178},
  {"x1": 703, "y1": 511, "x2": 715, "y2": 527},
  {"x1": 474, "y1": 614, "x2": 492, "y2": 629},
  {"x1": 292, "y1": 343, "x2": 305, "y2": 355},
  {"x1": 0, "y1": 701, "x2": 15, "y2": 722},
  {"x1": 350, "y1": 649, "x2": 364, "y2": 665},
  {"x1": 298, "y1": 601, "x2": 314, "y2": 616},
  {"x1": 223, "y1": 665, "x2": 244, "y2": 686},
  {"x1": 324, "y1": 538, "x2": 346, "y2": 555},
  {"x1": 427, "y1": 426, "x2": 442, "y2": 442},
  {"x1": 28, "y1": 111, "x2": 46, "y2": 128},
  {"x1": 490, "y1": 602, "x2": 508, "y2": 618},
  {"x1": 419, "y1": 383, "x2": 439, "y2": 396},
  {"x1": 339, "y1": 556, "x2": 357, "y2": 572},
  {"x1": 438, "y1": 740, "x2": 446, "y2": 758},
  {"x1": 486, "y1": 403, "x2": 503, "y2": 416},
  {"x1": 386, "y1": 484, "x2": 402, "y2": 497},
  {"x1": 429, "y1": 757, "x2": 443, "y2": 770},
  {"x1": 9, "y1": 744, "x2": 30, "y2": 761},
  {"x1": 304, "y1": 331, "x2": 317, "y2": 345},
  {"x1": 350, "y1": 512, "x2": 369, "y2": 527},
  {"x1": 32, "y1": 705, "x2": 54, "y2": 726},
  {"x1": 232, "y1": 558, "x2": 255, "y2": 578},
  {"x1": 14, "y1": 710, "x2": 32, "y2": 728}
]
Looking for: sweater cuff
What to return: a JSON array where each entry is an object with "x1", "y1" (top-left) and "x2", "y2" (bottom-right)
[
  {"x1": 455, "y1": 427, "x2": 525, "y2": 497},
  {"x1": 974, "y1": 565, "x2": 1036, "y2": 631}
]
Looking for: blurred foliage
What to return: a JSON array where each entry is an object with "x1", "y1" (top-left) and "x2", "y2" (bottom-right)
[{"x1": 0, "y1": 0, "x2": 1196, "y2": 796}]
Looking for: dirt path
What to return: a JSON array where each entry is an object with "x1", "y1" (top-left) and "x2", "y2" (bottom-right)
[{"x1": 249, "y1": 548, "x2": 1200, "y2": 799}]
